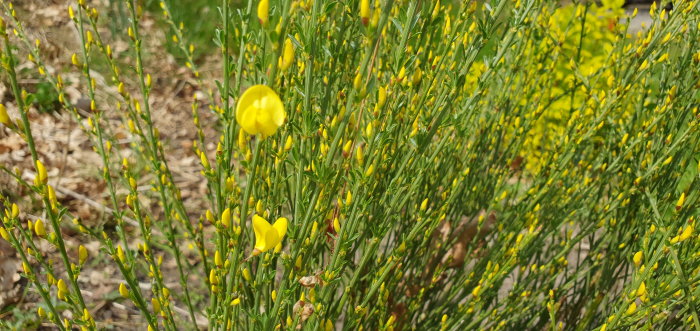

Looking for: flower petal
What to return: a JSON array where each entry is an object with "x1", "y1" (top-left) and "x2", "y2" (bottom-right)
[
  {"x1": 253, "y1": 215, "x2": 273, "y2": 251},
  {"x1": 272, "y1": 217, "x2": 288, "y2": 240},
  {"x1": 241, "y1": 104, "x2": 260, "y2": 135},
  {"x1": 264, "y1": 228, "x2": 279, "y2": 252}
]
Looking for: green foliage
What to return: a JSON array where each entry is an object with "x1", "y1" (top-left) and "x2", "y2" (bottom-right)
[
  {"x1": 1, "y1": 0, "x2": 700, "y2": 330},
  {"x1": 27, "y1": 81, "x2": 61, "y2": 114}
]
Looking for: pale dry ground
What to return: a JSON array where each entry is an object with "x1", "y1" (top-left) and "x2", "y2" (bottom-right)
[
  {"x1": 0, "y1": 0, "x2": 220, "y2": 327},
  {"x1": 0, "y1": 0, "x2": 657, "y2": 328}
]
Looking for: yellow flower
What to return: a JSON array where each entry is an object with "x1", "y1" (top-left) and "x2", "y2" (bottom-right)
[
  {"x1": 252, "y1": 215, "x2": 287, "y2": 255},
  {"x1": 236, "y1": 85, "x2": 286, "y2": 136}
]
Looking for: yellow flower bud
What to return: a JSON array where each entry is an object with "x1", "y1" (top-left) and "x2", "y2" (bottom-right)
[
  {"x1": 215, "y1": 250, "x2": 223, "y2": 267},
  {"x1": 360, "y1": 0, "x2": 370, "y2": 25},
  {"x1": 633, "y1": 251, "x2": 643, "y2": 267},
  {"x1": 36, "y1": 160, "x2": 48, "y2": 185},
  {"x1": 257, "y1": 0, "x2": 269, "y2": 26},
  {"x1": 0, "y1": 104, "x2": 10, "y2": 126},
  {"x1": 243, "y1": 267, "x2": 252, "y2": 281},
  {"x1": 34, "y1": 219, "x2": 46, "y2": 237},
  {"x1": 365, "y1": 164, "x2": 374, "y2": 177},
  {"x1": 0, "y1": 227, "x2": 9, "y2": 241},
  {"x1": 333, "y1": 217, "x2": 341, "y2": 233},
  {"x1": 117, "y1": 245, "x2": 126, "y2": 264},
  {"x1": 200, "y1": 151, "x2": 210, "y2": 169},
  {"x1": 281, "y1": 38, "x2": 295, "y2": 71},
  {"x1": 397, "y1": 66, "x2": 406, "y2": 81},
  {"x1": 221, "y1": 208, "x2": 231, "y2": 228},
  {"x1": 151, "y1": 297, "x2": 161, "y2": 314},
  {"x1": 412, "y1": 67, "x2": 422, "y2": 86},
  {"x1": 472, "y1": 285, "x2": 481, "y2": 297},
  {"x1": 209, "y1": 269, "x2": 218, "y2": 285},
  {"x1": 377, "y1": 86, "x2": 387, "y2": 108},
  {"x1": 78, "y1": 245, "x2": 88, "y2": 265},
  {"x1": 432, "y1": 0, "x2": 440, "y2": 19},
  {"x1": 420, "y1": 198, "x2": 429, "y2": 211},
  {"x1": 353, "y1": 72, "x2": 362, "y2": 90},
  {"x1": 676, "y1": 192, "x2": 685, "y2": 211},
  {"x1": 284, "y1": 135, "x2": 293, "y2": 152},
  {"x1": 637, "y1": 281, "x2": 647, "y2": 297},
  {"x1": 679, "y1": 225, "x2": 693, "y2": 242},
  {"x1": 119, "y1": 283, "x2": 129, "y2": 298},
  {"x1": 11, "y1": 203, "x2": 19, "y2": 218}
]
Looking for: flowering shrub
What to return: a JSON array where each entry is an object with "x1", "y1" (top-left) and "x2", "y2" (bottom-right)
[{"x1": 1, "y1": 0, "x2": 699, "y2": 330}]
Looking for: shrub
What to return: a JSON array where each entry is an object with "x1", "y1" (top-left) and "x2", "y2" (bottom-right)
[{"x1": 0, "y1": 0, "x2": 699, "y2": 330}]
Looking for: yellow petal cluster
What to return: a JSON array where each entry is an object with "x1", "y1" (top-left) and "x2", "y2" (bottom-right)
[
  {"x1": 236, "y1": 85, "x2": 285, "y2": 137},
  {"x1": 252, "y1": 215, "x2": 288, "y2": 255}
]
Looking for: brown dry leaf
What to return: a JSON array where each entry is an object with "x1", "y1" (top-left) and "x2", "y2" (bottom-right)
[
  {"x1": 298, "y1": 274, "x2": 324, "y2": 288},
  {"x1": 292, "y1": 300, "x2": 314, "y2": 329}
]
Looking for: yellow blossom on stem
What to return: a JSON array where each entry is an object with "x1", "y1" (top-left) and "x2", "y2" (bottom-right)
[
  {"x1": 252, "y1": 215, "x2": 288, "y2": 255},
  {"x1": 236, "y1": 85, "x2": 286, "y2": 136}
]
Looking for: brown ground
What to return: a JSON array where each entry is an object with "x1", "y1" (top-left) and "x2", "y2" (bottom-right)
[{"x1": 0, "y1": 0, "x2": 220, "y2": 328}]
